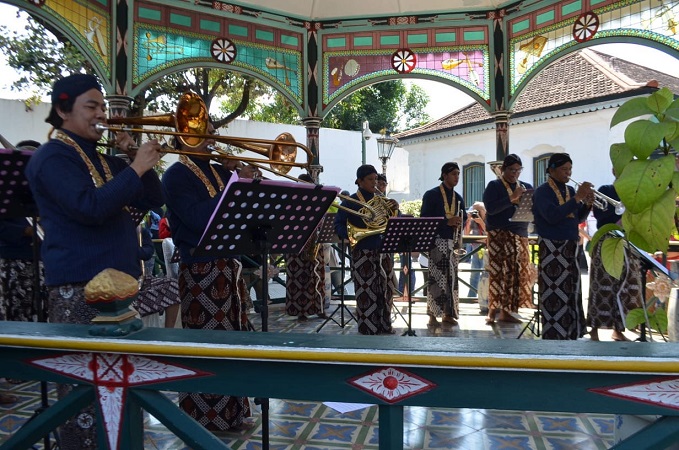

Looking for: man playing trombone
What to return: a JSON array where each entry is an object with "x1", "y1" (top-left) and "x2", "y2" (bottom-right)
[
  {"x1": 420, "y1": 162, "x2": 467, "y2": 327},
  {"x1": 25, "y1": 73, "x2": 164, "y2": 449},
  {"x1": 161, "y1": 122, "x2": 254, "y2": 432}
]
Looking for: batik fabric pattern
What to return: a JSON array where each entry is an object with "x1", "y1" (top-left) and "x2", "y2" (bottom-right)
[
  {"x1": 538, "y1": 238, "x2": 586, "y2": 340},
  {"x1": 587, "y1": 236, "x2": 643, "y2": 332},
  {"x1": 285, "y1": 246, "x2": 325, "y2": 318},
  {"x1": 178, "y1": 258, "x2": 252, "y2": 431},
  {"x1": 486, "y1": 230, "x2": 534, "y2": 314},
  {"x1": 427, "y1": 237, "x2": 459, "y2": 319},
  {"x1": 351, "y1": 248, "x2": 394, "y2": 335}
]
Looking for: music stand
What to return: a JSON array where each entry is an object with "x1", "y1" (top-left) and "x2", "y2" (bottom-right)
[
  {"x1": 380, "y1": 217, "x2": 443, "y2": 336},
  {"x1": 0, "y1": 148, "x2": 59, "y2": 449},
  {"x1": 509, "y1": 189, "x2": 534, "y2": 222},
  {"x1": 192, "y1": 177, "x2": 338, "y2": 450},
  {"x1": 316, "y1": 213, "x2": 356, "y2": 332}
]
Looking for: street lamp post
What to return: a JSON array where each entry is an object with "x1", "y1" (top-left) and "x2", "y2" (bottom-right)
[
  {"x1": 376, "y1": 133, "x2": 398, "y2": 176},
  {"x1": 361, "y1": 120, "x2": 373, "y2": 165}
]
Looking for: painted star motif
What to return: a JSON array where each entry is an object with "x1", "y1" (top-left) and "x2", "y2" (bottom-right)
[
  {"x1": 30, "y1": 352, "x2": 210, "y2": 449},
  {"x1": 348, "y1": 367, "x2": 435, "y2": 403},
  {"x1": 591, "y1": 377, "x2": 679, "y2": 411}
]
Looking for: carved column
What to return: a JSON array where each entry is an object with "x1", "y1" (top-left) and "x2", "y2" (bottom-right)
[
  {"x1": 302, "y1": 116, "x2": 323, "y2": 182},
  {"x1": 492, "y1": 110, "x2": 511, "y2": 162}
]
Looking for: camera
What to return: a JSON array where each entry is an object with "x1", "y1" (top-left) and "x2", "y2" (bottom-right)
[{"x1": 470, "y1": 211, "x2": 479, "y2": 218}]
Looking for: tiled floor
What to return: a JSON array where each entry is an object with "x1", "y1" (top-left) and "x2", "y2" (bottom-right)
[{"x1": 0, "y1": 267, "x2": 631, "y2": 449}]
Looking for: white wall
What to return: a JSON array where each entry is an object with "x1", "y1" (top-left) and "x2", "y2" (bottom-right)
[
  {"x1": 0, "y1": 99, "x2": 53, "y2": 147},
  {"x1": 402, "y1": 106, "x2": 626, "y2": 203}
]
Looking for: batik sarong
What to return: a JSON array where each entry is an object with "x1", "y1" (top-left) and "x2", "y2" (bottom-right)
[
  {"x1": 47, "y1": 284, "x2": 99, "y2": 450},
  {"x1": 0, "y1": 258, "x2": 45, "y2": 322},
  {"x1": 427, "y1": 237, "x2": 459, "y2": 319},
  {"x1": 178, "y1": 258, "x2": 251, "y2": 431},
  {"x1": 587, "y1": 236, "x2": 643, "y2": 332},
  {"x1": 486, "y1": 230, "x2": 533, "y2": 314},
  {"x1": 538, "y1": 238, "x2": 586, "y2": 340},
  {"x1": 285, "y1": 246, "x2": 325, "y2": 318},
  {"x1": 134, "y1": 275, "x2": 180, "y2": 317},
  {"x1": 351, "y1": 248, "x2": 394, "y2": 335}
]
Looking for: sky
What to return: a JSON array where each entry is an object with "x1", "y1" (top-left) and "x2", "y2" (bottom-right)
[{"x1": 0, "y1": 3, "x2": 678, "y2": 121}]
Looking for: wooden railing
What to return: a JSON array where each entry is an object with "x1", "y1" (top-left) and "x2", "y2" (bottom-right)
[{"x1": 2, "y1": 321, "x2": 679, "y2": 449}]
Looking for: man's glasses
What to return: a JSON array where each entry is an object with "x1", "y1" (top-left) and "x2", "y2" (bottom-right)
[{"x1": 507, "y1": 167, "x2": 523, "y2": 174}]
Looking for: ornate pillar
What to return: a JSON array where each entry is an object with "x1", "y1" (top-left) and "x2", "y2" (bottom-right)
[
  {"x1": 105, "y1": 95, "x2": 133, "y2": 156},
  {"x1": 492, "y1": 110, "x2": 511, "y2": 162},
  {"x1": 302, "y1": 116, "x2": 323, "y2": 182}
]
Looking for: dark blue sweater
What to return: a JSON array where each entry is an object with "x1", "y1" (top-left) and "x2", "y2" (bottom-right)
[
  {"x1": 483, "y1": 178, "x2": 533, "y2": 237},
  {"x1": 25, "y1": 130, "x2": 163, "y2": 286},
  {"x1": 162, "y1": 157, "x2": 234, "y2": 263},
  {"x1": 532, "y1": 178, "x2": 590, "y2": 241},
  {"x1": 0, "y1": 218, "x2": 36, "y2": 260},
  {"x1": 420, "y1": 184, "x2": 466, "y2": 240}
]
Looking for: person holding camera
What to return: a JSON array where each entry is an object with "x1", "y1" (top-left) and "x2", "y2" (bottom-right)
[{"x1": 463, "y1": 202, "x2": 486, "y2": 298}]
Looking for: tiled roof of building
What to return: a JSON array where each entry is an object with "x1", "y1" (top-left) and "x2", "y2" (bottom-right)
[{"x1": 395, "y1": 48, "x2": 679, "y2": 141}]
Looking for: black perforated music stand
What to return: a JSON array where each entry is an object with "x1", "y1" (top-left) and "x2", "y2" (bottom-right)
[
  {"x1": 380, "y1": 217, "x2": 443, "y2": 336},
  {"x1": 192, "y1": 177, "x2": 338, "y2": 449},
  {"x1": 316, "y1": 212, "x2": 356, "y2": 332}
]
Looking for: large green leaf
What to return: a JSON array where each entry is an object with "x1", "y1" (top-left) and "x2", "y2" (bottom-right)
[
  {"x1": 601, "y1": 236, "x2": 625, "y2": 279},
  {"x1": 626, "y1": 308, "x2": 647, "y2": 330},
  {"x1": 621, "y1": 188, "x2": 676, "y2": 253},
  {"x1": 609, "y1": 143, "x2": 633, "y2": 177},
  {"x1": 647, "y1": 87, "x2": 674, "y2": 114},
  {"x1": 624, "y1": 120, "x2": 674, "y2": 158},
  {"x1": 588, "y1": 224, "x2": 623, "y2": 258},
  {"x1": 666, "y1": 98, "x2": 679, "y2": 121},
  {"x1": 614, "y1": 156, "x2": 674, "y2": 213},
  {"x1": 610, "y1": 97, "x2": 654, "y2": 128}
]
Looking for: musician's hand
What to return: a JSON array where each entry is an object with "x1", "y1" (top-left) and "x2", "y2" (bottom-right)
[
  {"x1": 130, "y1": 139, "x2": 162, "y2": 176},
  {"x1": 575, "y1": 181, "x2": 594, "y2": 203},
  {"x1": 509, "y1": 184, "x2": 526, "y2": 203},
  {"x1": 387, "y1": 198, "x2": 399, "y2": 210},
  {"x1": 115, "y1": 132, "x2": 137, "y2": 158},
  {"x1": 448, "y1": 215, "x2": 462, "y2": 227}
]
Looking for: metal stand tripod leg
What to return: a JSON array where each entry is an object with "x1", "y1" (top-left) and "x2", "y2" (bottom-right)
[
  {"x1": 517, "y1": 296, "x2": 541, "y2": 339},
  {"x1": 317, "y1": 241, "x2": 355, "y2": 332},
  {"x1": 401, "y1": 253, "x2": 416, "y2": 336}
]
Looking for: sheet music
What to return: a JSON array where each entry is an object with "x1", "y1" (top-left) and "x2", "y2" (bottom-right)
[{"x1": 509, "y1": 189, "x2": 534, "y2": 222}]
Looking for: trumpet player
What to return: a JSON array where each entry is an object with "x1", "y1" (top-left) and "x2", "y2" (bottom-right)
[
  {"x1": 25, "y1": 73, "x2": 164, "y2": 449},
  {"x1": 532, "y1": 153, "x2": 593, "y2": 340},
  {"x1": 334, "y1": 164, "x2": 399, "y2": 335},
  {"x1": 420, "y1": 162, "x2": 467, "y2": 327},
  {"x1": 587, "y1": 175, "x2": 641, "y2": 341}
]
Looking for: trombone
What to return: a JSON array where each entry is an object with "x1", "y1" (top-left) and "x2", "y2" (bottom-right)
[
  {"x1": 569, "y1": 178, "x2": 625, "y2": 215},
  {"x1": 97, "y1": 91, "x2": 312, "y2": 175}
]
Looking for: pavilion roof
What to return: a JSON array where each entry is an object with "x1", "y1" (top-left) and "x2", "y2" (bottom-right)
[{"x1": 395, "y1": 48, "x2": 679, "y2": 142}]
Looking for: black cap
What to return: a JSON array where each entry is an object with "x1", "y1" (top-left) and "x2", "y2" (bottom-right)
[
  {"x1": 377, "y1": 174, "x2": 387, "y2": 183},
  {"x1": 355, "y1": 164, "x2": 378, "y2": 184},
  {"x1": 501, "y1": 153, "x2": 522, "y2": 169},
  {"x1": 439, "y1": 162, "x2": 459, "y2": 181},
  {"x1": 548, "y1": 153, "x2": 572, "y2": 170}
]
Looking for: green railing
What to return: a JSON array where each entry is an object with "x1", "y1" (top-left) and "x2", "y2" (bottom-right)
[{"x1": 2, "y1": 321, "x2": 679, "y2": 449}]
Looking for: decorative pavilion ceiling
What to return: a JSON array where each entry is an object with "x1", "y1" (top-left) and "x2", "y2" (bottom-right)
[{"x1": 232, "y1": 0, "x2": 509, "y2": 20}]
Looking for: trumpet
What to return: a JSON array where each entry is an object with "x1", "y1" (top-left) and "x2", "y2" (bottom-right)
[
  {"x1": 453, "y1": 201, "x2": 467, "y2": 256},
  {"x1": 569, "y1": 178, "x2": 625, "y2": 215}
]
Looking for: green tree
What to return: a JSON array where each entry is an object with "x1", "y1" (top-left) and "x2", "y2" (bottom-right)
[
  {"x1": 233, "y1": 80, "x2": 431, "y2": 133},
  {"x1": 324, "y1": 81, "x2": 430, "y2": 134}
]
